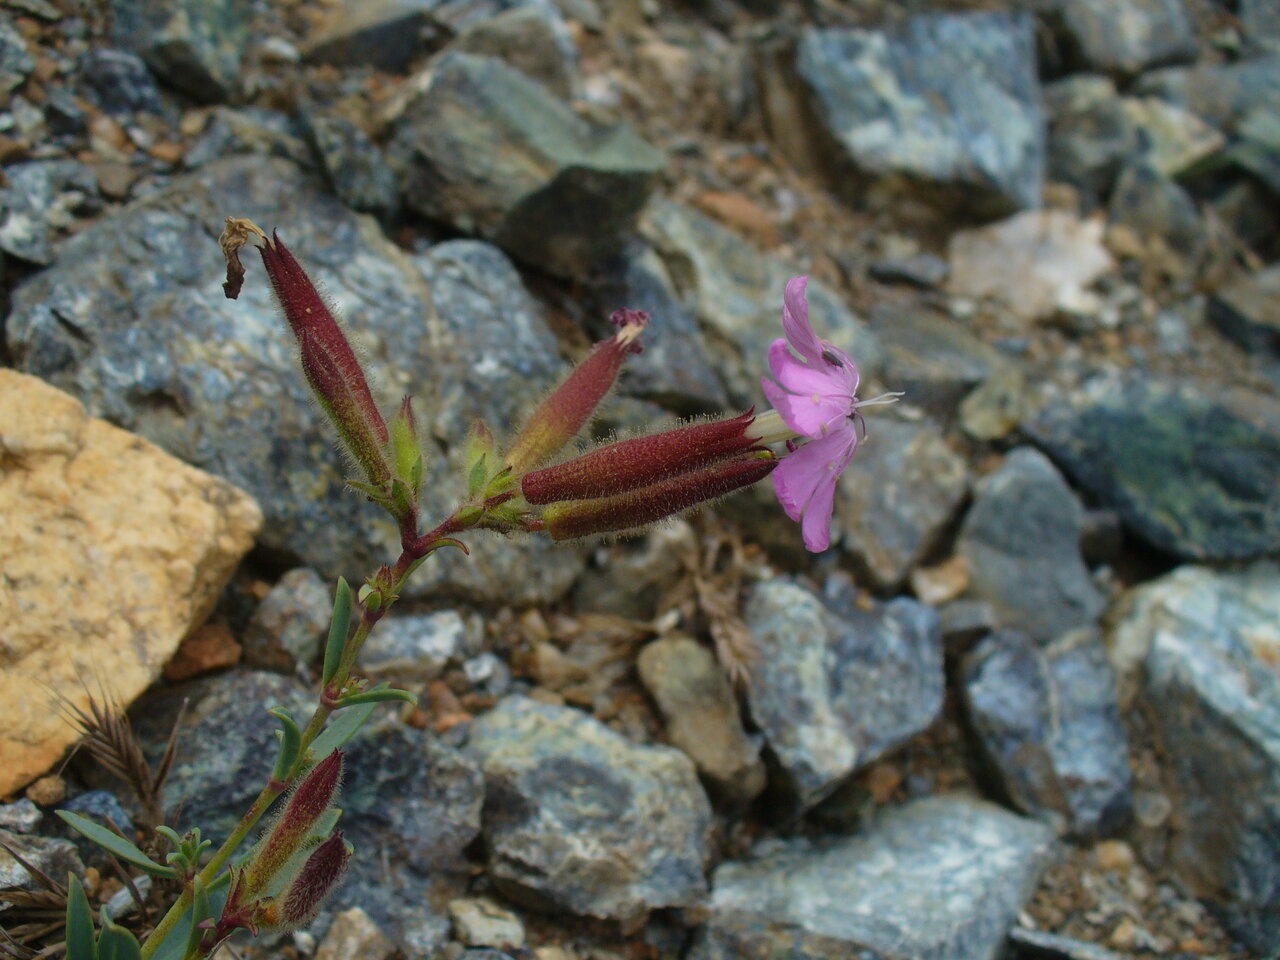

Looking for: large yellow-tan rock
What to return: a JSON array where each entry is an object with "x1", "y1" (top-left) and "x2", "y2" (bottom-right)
[{"x1": 0, "y1": 371, "x2": 262, "y2": 795}]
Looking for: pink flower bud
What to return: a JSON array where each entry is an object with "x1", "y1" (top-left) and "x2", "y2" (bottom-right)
[
  {"x1": 274, "y1": 831, "x2": 352, "y2": 929},
  {"x1": 542, "y1": 454, "x2": 776, "y2": 540},
  {"x1": 522, "y1": 410, "x2": 760, "y2": 504},
  {"x1": 257, "y1": 232, "x2": 392, "y2": 487},
  {"x1": 505, "y1": 309, "x2": 647, "y2": 475},
  {"x1": 241, "y1": 751, "x2": 344, "y2": 899}
]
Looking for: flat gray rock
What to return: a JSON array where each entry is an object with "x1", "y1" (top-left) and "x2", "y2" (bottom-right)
[
  {"x1": 0, "y1": 14, "x2": 34, "y2": 93},
  {"x1": 690, "y1": 793, "x2": 1056, "y2": 960},
  {"x1": 1111, "y1": 562, "x2": 1280, "y2": 953},
  {"x1": 796, "y1": 12, "x2": 1045, "y2": 215},
  {"x1": 1135, "y1": 54, "x2": 1280, "y2": 134},
  {"x1": 1037, "y1": 0, "x2": 1197, "y2": 78},
  {"x1": 466, "y1": 697, "x2": 712, "y2": 923},
  {"x1": 958, "y1": 448, "x2": 1104, "y2": 642},
  {"x1": 743, "y1": 576, "x2": 944, "y2": 810},
  {"x1": 111, "y1": 0, "x2": 252, "y2": 103},
  {"x1": 1209, "y1": 262, "x2": 1280, "y2": 358},
  {"x1": 390, "y1": 51, "x2": 663, "y2": 279},
  {"x1": 0, "y1": 159, "x2": 97, "y2": 265},
  {"x1": 1044, "y1": 75, "x2": 1134, "y2": 202},
  {"x1": 1028, "y1": 379, "x2": 1280, "y2": 561},
  {"x1": 963, "y1": 629, "x2": 1132, "y2": 838}
]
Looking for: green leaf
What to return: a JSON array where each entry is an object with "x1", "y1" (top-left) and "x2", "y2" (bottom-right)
[
  {"x1": 334, "y1": 685, "x2": 417, "y2": 709},
  {"x1": 269, "y1": 707, "x2": 303, "y2": 783},
  {"x1": 56, "y1": 812, "x2": 177, "y2": 879},
  {"x1": 322, "y1": 577, "x2": 354, "y2": 689},
  {"x1": 468, "y1": 451, "x2": 488, "y2": 497},
  {"x1": 97, "y1": 911, "x2": 141, "y2": 960},
  {"x1": 308, "y1": 700, "x2": 380, "y2": 761},
  {"x1": 183, "y1": 877, "x2": 210, "y2": 960},
  {"x1": 65, "y1": 873, "x2": 97, "y2": 960},
  {"x1": 146, "y1": 872, "x2": 230, "y2": 960}
]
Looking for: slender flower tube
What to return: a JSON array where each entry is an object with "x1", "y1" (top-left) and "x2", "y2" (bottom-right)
[
  {"x1": 266, "y1": 831, "x2": 352, "y2": 930},
  {"x1": 505, "y1": 309, "x2": 647, "y2": 475},
  {"x1": 522, "y1": 410, "x2": 761, "y2": 504},
  {"x1": 542, "y1": 454, "x2": 776, "y2": 540}
]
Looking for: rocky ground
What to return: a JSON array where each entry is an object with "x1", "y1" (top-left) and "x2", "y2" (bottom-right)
[{"x1": 2, "y1": 0, "x2": 1280, "y2": 958}]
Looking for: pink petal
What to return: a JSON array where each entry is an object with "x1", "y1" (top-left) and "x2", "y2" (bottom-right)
[
  {"x1": 765, "y1": 384, "x2": 851, "y2": 439},
  {"x1": 782, "y1": 276, "x2": 823, "y2": 365},
  {"x1": 768, "y1": 341, "x2": 844, "y2": 397},
  {"x1": 800, "y1": 473, "x2": 838, "y2": 552},
  {"x1": 771, "y1": 426, "x2": 859, "y2": 552}
]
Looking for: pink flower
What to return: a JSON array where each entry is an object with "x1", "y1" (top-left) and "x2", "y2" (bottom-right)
[{"x1": 761, "y1": 276, "x2": 866, "y2": 553}]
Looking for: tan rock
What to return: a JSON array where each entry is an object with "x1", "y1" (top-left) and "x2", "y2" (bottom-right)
[
  {"x1": 314, "y1": 907, "x2": 394, "y2": 960},
  {"x1": 0, "y1": 370, "x2": 261, "y2": 795}
]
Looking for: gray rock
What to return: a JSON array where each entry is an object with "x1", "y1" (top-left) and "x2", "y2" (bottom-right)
[
  {"x1": 338, "y1": 726, "x2": 485, "y2": 956},
  {"x1": 593, "y1": 241, "x2": 729, "y2": 414},
  {"x1": 1135, "y1": 54, "x2": 1280, "y2": 135},
  {"x1": 5, "y1": 157, "x2": 578, "y2": 601},
  {"x1": 0, "y1": 799, "x2": 41, "y2": 834},
  {"x1": 448, "y1": 896, "x2": 525, "y2": 949},
  {"x1": 642, "y1": 199, "x2": 881, "y2": 407},
  {"x1": 1108, "y1": 161, "x2": 1206, "y2": 284},
  {"x1": 303, "y1": 0, "x2": 440, "y2": 71},
  {"x1": 1037, "y1": 0, "x2": 1196, "y2": 78},
  {"x1": 111, "y1": 0, "x2": 252, "y2": 103},
  {"x1": 637, "y1": 634, "x2": 766, "y2": 808},
  {"x1": 1240, "y1": 0, "x2": 1280, "y2": 51},
  {"x1": 957, "y1": 448, "x2": 1104, "y2": 642},
  {"x1": 450, "y1": 4, "x2": 578, "y2": 99},
  {"x1": 963, "y1": 629, "x2": 1132, "y2": 838},
  {"x1": 1209, "y1": 263, "x2": 1280, "y2": 358},
  {"x1": 390, "y1": 51, "x2": 664, "y2": 280},
  {"x1": 0, "y1": 14, "x2": 34, "y2": 93},
  {"x1": 690, "y1": 793, "x2": 1056, "y2": 960},
  {"x1": 301, "y1": 111, "x2": 400, "y2": 219},
  {"x1": 796, "y1": 12, "x2": 1045, "y2": 216},
  {"x1": 868, "y1": 253, "x2": 949, "y2": 289},
  {"x1": 242, "y1": 568, "x2": 333, "y2": 671},
  {"x1": 132, "y1": 670, "x2": 314, "y2": 836},
  {"x1": 77, "y1": 48, "x2": 165, "y2": 116},
  {"x1": 1121, "y1": 96, "x2": 1225, "y2": 178},
  {"x1": 742, "y1": 577, "x2": 944, "y2": 810},
  {"x1": 1044, "y1": 75, "x2": 1134, "y2": 202},
  {"x1": 0, "y1": 160, "x2": 97, "y2": 265},
  {"x1": 837, "y1": 417, "x2": 970, "y2": 590},
  {"x1": 867, "y1": 303, "x2": 1007, "y2": 418},
  {"x1": 183, "y1": 106, "x2": 313, "y2": 169},
  {"x1": 465, "y1": 696, "x2": 712, "y2": 922},
  {"x1": 1111, "y1": 562, "x2": 1280, "y2": 952},
  {"x1": 359, "y1": 609, "x2": 480, "y2": 681},
  {"x1": 1007, "y1": 926, "x2": 1128, "y2": 960},
  {"x1": 0, "y1": 829, "x2": 82, "y2": 891},
  {"x1": 1028, "y1": 379, "x2": 1280, "y2": 560}
]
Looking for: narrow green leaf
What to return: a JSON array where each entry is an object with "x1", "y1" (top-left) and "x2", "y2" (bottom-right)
[
  {"x1": 98, "y1": 912, "x2": 141, "y2": 960},
  {"x1": 308, "y1": 700, "x2": 380, "y2": 761},
  {"x1": 183, "y1": 877, "x2": 210, "y2": 960},
  {"x1": 269, "y1": 707, "x2": 303, "y2": 782},
  {"x1": 467, "y1": 451, "x2": 488, "y2": 496},
  {"x1": 322, "y1": 578, "x2": 354, "y2": 688},
  {"x1": 65, "y1": 873, "x2": 96, "y2": 960},
  {"x1": 56, "y1": 812, "x2": 177, "y2": 878},
  {"x1": 334, "y1": 685, "x2": 417, "y2": 709}
]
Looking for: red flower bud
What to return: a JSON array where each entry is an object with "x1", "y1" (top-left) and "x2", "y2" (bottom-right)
[
  {"x1": 241, "y1": 750, "x2": 344, "y2": 900},
  {"x1": 505, "y1": 309, "x2": 647, "y2": 475},
  {"x1": 543, "y1": 454, "x2": 776, "y2": 540},
  {"x1": 257, "y1": 231, "x2": 392, "y2": 487},
  {"x1": 522, "y1": 409, "x2": 760, "y2": 504},
  {"x1": 275, "y1": 831, "x2": 351, "y2": 929}
]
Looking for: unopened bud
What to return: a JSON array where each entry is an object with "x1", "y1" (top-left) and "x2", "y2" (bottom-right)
[
  {"x1": 543, "y1": 454, "x2": 776, "y2": 540},
  {"x1": 522, "y1": 410, "x2": 759, "y2": 504},
  {"x1": 505, "y1": 309, "x2": 647, "y2": 474},
  {"x1": 253, "y1": 228, "x2": 391, "y2": 488},
  {"x1": 241, "y1": 751, "x2": 344, "y2": 899},
  {"x1": 274, "y1": 831, "x2": 352, "y2": 930}
]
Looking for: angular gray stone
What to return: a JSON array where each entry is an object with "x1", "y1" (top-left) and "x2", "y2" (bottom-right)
[
  {"x1": 1108, "y1": 161, "x2": 1206, "y2": 283},
  {"x1": 0, "y1": 799, "x2": 41, "y2": 834},
  {"x1": 1037, "y1": 0, "x2": 1197, "y2": 78},
  {"x1": 637, "y1": 634, "x2": 766, "y2": 808},
  {"x1": 0, "y1": 160, "x2": 97, "y2": 265},
  {"x1": 1209, "y1": 263, "x2": 1280, "y2": 359},
  {"x1": 742, "y1": 576, "x2": 944, "y2": 810},
  {"x1": 963, "y1": 629, "x2": 1132, "y2": 838},
  {"x1": 642, "y1": 199, "x2": 881, "y2": 407},
  {"x1": 5, "y1": 157, "x2": 578, "y2": 602},
  {"x1": 111, "y1": 0, "x2": 252, "y2": 103},
  {"x1": 1028, "y1": 379, "x2": 1280, "y2": 560},
  {"x1": 796, "y1": 12, "x2": 1045, "y2": 216},
  {"x1": 868, "y1": 253, "x2": 949, "y2": 289},
  {"x1": 1135, "y1": 54, "x2": 1280, "y2": 135},
  {"x1": 0, "y1": 14, "x2": 34, "y2": 93},
  {"x1": 1044, "y1": 75, "x2": 1134, "y2": 201},
  {"x1": 958, "y1": 448, "x2": 1104, "y2": 642},
  {"x1": 359, "y1": 609, "x2": 481, "y2": 682},
  {"x1": 242, "y1": 567, "x2": 332, "y2": 671},
  {"x1": 465, "y1": 697, "x2": 712, "y2": 922},
  {"x1": 183, "y1": 107, "x2": 313, "y2": 169},
  {"x1": 77, "y1": 48, "x2": 165, "y2": 116},
  {"x1": 1008, "y1": 927, "x2": 1128, "y2": 960},
  {"x1": 390, "y1": 51, "x2": 664, "y2": 279},
  {"x1": 690, "y1": 794, "x2": 1056, "y2": 960},
  {"x1": 450, "y1": 4, "x2": 578, "y2": 99},
  {"x1": 303, "y1": 0, "x2": 441, "y2": 71},
  {"x1": 837, "y1": 417, "x2": 970, "y2": 590},
  {"x1": 302, "y1": 111, "x2": 400, "y2": 219},
  {"x1": 1111, "y1": 562, "x2": 1280, "y2": 952},
  {"x1": 0, "y1": 829, "x2": 81, "y2": 891}
]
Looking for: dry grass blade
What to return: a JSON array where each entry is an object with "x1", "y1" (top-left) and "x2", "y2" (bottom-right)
[{"x1": 0, "y1": 842, "x2": 66, "y2": 902}]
